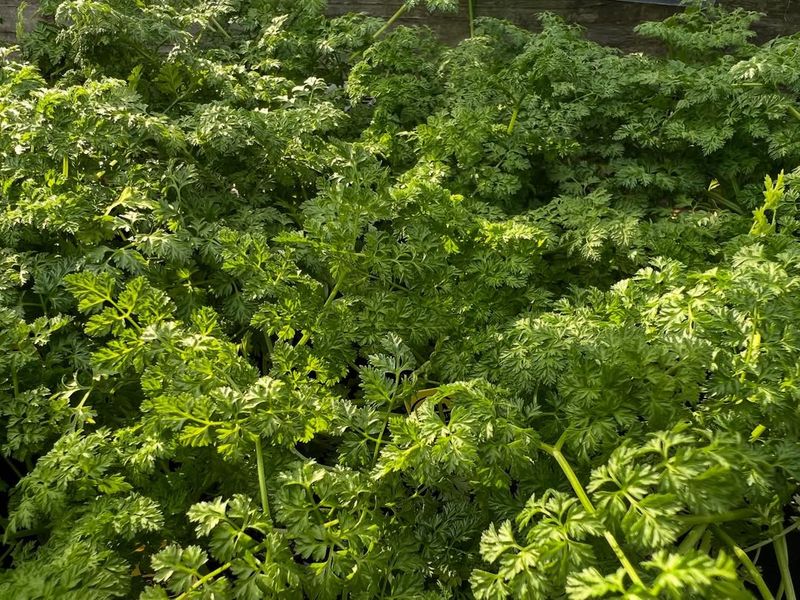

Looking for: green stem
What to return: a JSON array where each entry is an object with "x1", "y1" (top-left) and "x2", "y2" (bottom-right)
[
  {"x1": 255, "y1": 437, "x2": 272, "y2": 523},
  {"x1": 788, "y1": 105, "x2": 800, "y2": 123},
  {"x1": 176, "y1": 561, "x2": 233, "y2": 600},
  {"x1": 699, "y1": 529, "x2": 713, "y2": 554},
  {"x1": 372, "y1": 366, "x2": 404, "y2": 465},
  {"x1": 261, "y1": 333, "x2": 274, "y2": 374},
  {"x1": 745, "y1": 521, "x2": 800, "y2": 553},
  {"x1": 3, "y1": 457, "x2": 23, "y2": 480},
  {"x1": 108, "y1": 298, "x2": 142, "y2": 333},
  {"x1": 0, "y1": 544, "x2": 14, "y2": 565},
  {"x1": 714, "y1": 526, "x2": 775, "y2": 600},
  {"x1": 774, "y1": 533, "x2": 796, "y2": 600},
  {"x1": 295, "y1": 278, "x2": 342, "y2": 349},
  {"x1": 373, "y1": 4, "x2": 410, "y2": 39},
  {"x1": 321, "y1": 279, "x2": 342, "y2": 312},
  {"x1": 209, "y1": 16, "x2": 231, "y2": 39},
  {"x1": 678, "y1": 508, "x2": 754, "y2": 526},
  {"x1": 163, "y1": 87, "x2": 195, "y2": 113},
  {"x1": 70, "y1": 389, "x2": 93, "y2": 430},
  {"x1": 468, "y1": 0, "x2": 475, "y2": 37},
  {"x1": 678, "y1": 524, "x2": 708, "y2": 554},
  {"x1": 372, "y1": 410, "x2": 393, "y2": 466},
  {"x1": 506, "y1": 103, "x2": 521, "y2": 135},
  {"x1": 539, "y1": 443, "x2": 594, "y2": 511},
  {"x1": 2, "y1": 527, "x2": 47, "y2": 542},
  {"x1": 539, "y1": 442, "x2": 645, "y2": 589}
]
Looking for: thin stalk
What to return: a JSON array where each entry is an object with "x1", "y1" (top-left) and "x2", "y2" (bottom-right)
[
  {"x1": 172, "y1": 539, "x2": 286, "y2": 600},
  {"x1": 678, "y1": 508, "x2": 754, "y2": 526},
  {"x1": 714, "y1": 526, "x2": 775, "y2": 600},
  {"x1": 372, "y1": 410, "x2": 393, "y2": 466},
  {"x1": 774, "y1": 533, "x2": 796, "y2": 600},
  {"x1": 295, "y1": 278, "x2": 342, "y2": 349},
  {"x1": 320, "y1": 279, "x2": 342, "y2": 312},
  {"x1": 70, "y1": 389, "x2": 93, "y2": 431},
  {"x1": 699, "y1": 529, "x2": 713, "y2": 554},
  {"x1": 678, "y1": 524, "x2": 708, "y2": 554},
  {"x1": 264, "y1": 334, "x2": 274, "y2": 356},
  {"x1": 468, "y1": 0, "x2": 475, "y2": 37},
  {"x1": 176, "y1": 561, "x2": 233, "y2": 600},
  {"x1": 108, "y1": 298, "x2": 142, "y2": 333},
  {"x1": 373, "y1": 4, "x2": 410, "y2": 39},
  {"x1": 373, "y1": 366, "x2": 404, "y2": 465},
  {"x1": 788, "y1": 105, "x2": 800, "y2": 123},
  {"x1": 163, "y1": 87, "x2": 195, "y2": 113},
  {"x1": 209, "y1": 16, "x2": 231, "y2": 39},
  {"x1": 744, "y1": 521, "x2": 800, "y2": 553},
  {"x1": 261, "y1": 334, "x2": 274, "y2": 374},
  {"x1": 255, "y1": 437, "x2": 272, "y2": 523},
  {"x1": 3, "y1": 457, "x2": 22, "y2": 480},
  {"x1": 539, "y1": 442, "x2": 645, "y2": 589}
]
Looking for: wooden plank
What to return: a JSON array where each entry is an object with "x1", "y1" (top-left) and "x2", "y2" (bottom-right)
[
  {"x1": 327, "y1": 0, "x2": 682, "y2": 49},
  {"x1": 0, "y1": 2, "x2": 25, "y2": 37},
  {"x1": 1, "y1": 1, "x2": 798, "y2": 49},
  {"x1": 327, "y1": 0, "x2": 800, "y2": 48}
]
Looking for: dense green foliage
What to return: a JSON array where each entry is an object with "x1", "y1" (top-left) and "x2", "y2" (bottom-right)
[{"x1": 1, "y1": 1, "x2": 800, "y2": 598}]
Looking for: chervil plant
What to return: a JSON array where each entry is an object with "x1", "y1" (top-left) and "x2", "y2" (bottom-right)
[{"x1": 1, "y1": 1, "x2": 799, "y2": 598}]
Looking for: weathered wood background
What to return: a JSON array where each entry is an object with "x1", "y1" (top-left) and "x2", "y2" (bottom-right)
[
  {"x1": 2, "y1": 1, "x2": 798, "y2": 50},
  {"x1": 328, "y1": 0, "x2": 684, "y2": 49},
  {"x1": 332, "y1": 1, "x2": 800, "y2": 48}
]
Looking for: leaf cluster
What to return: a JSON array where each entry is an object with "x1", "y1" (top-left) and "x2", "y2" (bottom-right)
[{"x1": 1, "y1": 2, "x2": 800, "y2": 599}]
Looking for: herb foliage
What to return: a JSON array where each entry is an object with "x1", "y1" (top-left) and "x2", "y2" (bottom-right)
[{"x1": 1, "y1": 1, "x2": 800, "y2": 598}]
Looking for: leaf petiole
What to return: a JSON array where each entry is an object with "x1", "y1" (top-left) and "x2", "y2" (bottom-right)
[
  {"x1": 373, "y1": 4, "x2": 409, "y2": 39},
  {"x1": 538, "y1": 441, "x2": 646, "y2": 589},
  {"x1": 713, "y1": 526, "x2": 775, "y2": 600},
  {"x1": 255, "y1": 436, "x2": 272, "y2": 523}
]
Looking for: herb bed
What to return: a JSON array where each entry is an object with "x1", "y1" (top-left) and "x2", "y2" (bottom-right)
[{"x1": 1, "y1": 1, "x2": 800, "y2": 598}]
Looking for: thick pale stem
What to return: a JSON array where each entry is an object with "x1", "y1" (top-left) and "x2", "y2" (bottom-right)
[
  {"x1": 539, "y1": 442, "x2": 645, "y2": 589},
  {"x1": 678, "y1": 508, "x2": 754, "y2": 526},
  {"x1": 677, "y1": 524, "x2": 707, "y2": 554},
  {"x1": 774, "y1": 534, "x2": 796, "y2": 600},
  {"x1": 373, "y1": 4, "x2": 409, "y2": 39},
  {"x1": 714, "y1": 526, "x2": 774, "y2": 600},
  {"x1": 255, "y1": 437, "x2": 272, "y2": 522}
]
